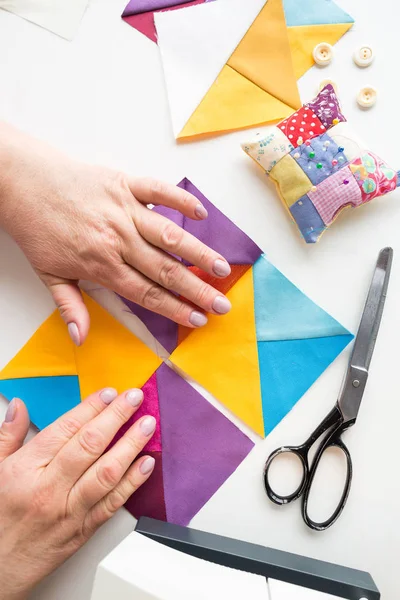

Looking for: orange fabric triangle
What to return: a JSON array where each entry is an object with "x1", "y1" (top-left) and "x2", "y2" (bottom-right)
[
  {"x1": 227, "y1": 0, "x2": 300, "y2": 109},
  {"x1": 171, "y1": 268, "x2": 264, "y2": 436},
  {"x1": 75, "y1": 295, "x2": 162, "y2": 399},
  {"x1": 288, "y1": 23, "x2": 353, "y2": 79},
  {"x1": 0, "y1": 310, "x2": 76, "y2": 381}
]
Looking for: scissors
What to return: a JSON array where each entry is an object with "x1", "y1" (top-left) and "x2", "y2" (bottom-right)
[{"x1": 263, "y1": 247, "x2": 393, "y2": 532}]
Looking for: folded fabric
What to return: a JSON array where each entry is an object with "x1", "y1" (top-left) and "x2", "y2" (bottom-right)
[
  {"x1": 150, "y1": 0, "x2": 353, "y2": 139},
  {"x1": 0, "y1": 0, "x2": 89, "y2": 40},
  {"x1": 121, "y1": 179, "x2": 353, "y2": 437},
  {"x1": 122, "y1": 0, "x2": 207, "y2": 43},
  {"x1": 0, "y1": 296, "x2": 253, "y2": 526},
  {"x1": 241, "y1": 85, "x2": 400, "y2": 243}
]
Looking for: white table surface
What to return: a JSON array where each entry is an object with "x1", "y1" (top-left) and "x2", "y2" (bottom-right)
[{"x1": 0, "y1": 0, "x2": 399, "y2": 598}]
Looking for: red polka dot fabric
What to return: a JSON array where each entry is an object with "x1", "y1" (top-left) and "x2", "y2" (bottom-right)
[{"x1": 278, "y1": 107, "x2": 326, "y2": 148}]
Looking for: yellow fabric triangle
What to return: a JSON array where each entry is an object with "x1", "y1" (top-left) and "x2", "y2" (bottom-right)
[
  {"x1": 0, "y1": 310, "x2": 76, "y2": 380},
  {"x1": 289, "y1": 23, "x2": 353, "y2": 79},
  {"x1": 178, "y1": 65, "x2": 296, "y2": 140},
  {"x1": 170, "y1": 268, "x2": 264, "y2": 436},
  {"x1": 227, "y1": 0, "x2": 300, "y2": 110},
  {"x1": 75, "y1": 294, "x2": 162, "y2": 399}
]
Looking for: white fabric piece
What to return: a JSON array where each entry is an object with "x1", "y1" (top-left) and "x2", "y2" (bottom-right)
[
  {"x1": 328, "y1": 121, "x2": 369, "y2": 161},
  {"x1": 91, "y1": 531, "x2": 268, "y2": 600},
  {"x1": 155, "y1": 0, "x2": 267, "y2": 137},
  {"x1": 242, "y1": 126, "x2": 295, "y2": 173},
  {"x1": 0, "y1": 0, "x2": 89, "y2": 40}
]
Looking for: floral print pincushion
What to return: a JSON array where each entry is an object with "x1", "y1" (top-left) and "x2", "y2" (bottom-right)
[{"x1": 241, "y1": 84, "x2": 399, "y2": 243}]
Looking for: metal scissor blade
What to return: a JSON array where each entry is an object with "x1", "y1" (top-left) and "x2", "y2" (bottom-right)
[
  {"x1": 338, "y1": 248, "x2": 393, "y2": 422},
  {"x1": 350, "y1": 247, "x2": 393, "y2": 371}
]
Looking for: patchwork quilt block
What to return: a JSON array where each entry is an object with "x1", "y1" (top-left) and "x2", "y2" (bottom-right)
[
  {"x1": 170, "y1": 254, "x2": 353, "y2": 437},
  {"x1": 0, "y1": 297, "x2": 253, "y2": 527},
  {"x1": 242, "y1": 84, "x2": 400, "y2": 243}
]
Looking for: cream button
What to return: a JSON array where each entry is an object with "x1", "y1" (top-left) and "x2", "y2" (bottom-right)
[
  {"x1": 353, "y1": 45, "x2": 374, "y2": 67},
  {"x1": 313, "y1": 43, "x2": 333, "y2": 66},
  {"x1": 357, "y1": 86, "x2": 377, "y2": 108},
  {"x1": 318, "y1": 79, "x2": 338, "y2": 94}
]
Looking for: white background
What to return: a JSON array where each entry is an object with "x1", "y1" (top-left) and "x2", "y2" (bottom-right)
[{"x1": 0, "y1": 0, "x2": 399, "y2": 598}]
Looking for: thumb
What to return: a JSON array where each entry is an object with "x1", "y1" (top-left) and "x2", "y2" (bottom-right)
[
  {"x1": 42, "y1": 275, "x2": 90, "y2": 346},
  {"x1": 0, "y1": 398, "x2": 30, "y2": 462}
]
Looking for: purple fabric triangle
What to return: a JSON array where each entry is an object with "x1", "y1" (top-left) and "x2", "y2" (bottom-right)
[
  {"x1": 177, "y1": 178, "x2": 262, "y2": 266},
  {"x1": 122, "y1": 0, "x2": 189, "y2": 17},
  {"x1": 121, "y1": 297, "x2": 178, "y2": 354},
  {"x1": 157, "y1": 363, "x2": 254, "y2": 526}
]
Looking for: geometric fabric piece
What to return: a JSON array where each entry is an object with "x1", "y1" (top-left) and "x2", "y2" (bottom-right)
[
  {"x1": 290, "y1": 132, "x2": 348, "y2": 186},
  {"x1": 278, "y1": 105, "x2": 326, "y2": 147},
  {"x1": 290, "y1": 195, "x2": 326, "y2": 243},
  {"x1": 253, "y1": 255, "x2": 347, "y2": 341},
  {"x1": 170, "y1": 267, "x2": 265, "y2": 436},
  {"x1": 306, "y1": 83, "x2": 346, "y2": 129},
  {"x1": 283, "y1": 0, "x2": 354, "y2": 26},
  {"x1": 349, "y1": 152, "x2": 398, "y2": 203},
  {"x1": 120, "y1": 178, "x2": 262, "y2": 355},
  {"x1": 308, "y1": 167, "x2": 362, "y2": 225},
  {"x1": 0, "y1": 293, "x2": 162, "y2": 424},
  {"x1": 269, "y1": 155, "x2": 313, "y2": 208},
  {"x1": 242, "y1": 126, "x2": 294, "y2": 173},
  {"x1": 242, "y1": 82, "x2": 398, "y2": 242},
  {"x1": 0, "y1": 375, "x2": 81, "y2": 431},
  {"x1": 258, "y1": 335, "x2": 353, "y2": 436},
  {"x1": 156, "y1": 363, "x2": 254, "y2": 526},
  {"x1": 0, "y1": 310, "x2": 76, "y2": 381},
  {"x1": 170, "y1": 254, "x2": 353, "y2": 438}
]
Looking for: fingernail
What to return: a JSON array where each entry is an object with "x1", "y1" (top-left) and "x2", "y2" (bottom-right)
[
  {"x1": 4, "y1": 399, "x2": 17, "y2": 423},
  {"x1": 189, "y1": 311, "x2": 208, "y2": 327},
  {"x1": 213, "y1": 259, "x2": 231, "y2": 277},
  {"x1": 68, "y1": 322, "x2": 81, "y2": 347},
  {"x1": 140, "y1": 456, "x2": 155, "y2": 475},
  {"x1": 140, "y1": 416, "x2": 156, "y2": 436},
  {"x1": 213, "y1": 296, "x2": 232, "y2": 314},
  {"x1": 194, "y1": 203, "x2": 208, "y2": 219},
  {"x1": 100, "y1": 388, "x2": 118, "y2": 404},
  {"x1": 126, "y1": 389, "x2": 143, "y2": 407}
]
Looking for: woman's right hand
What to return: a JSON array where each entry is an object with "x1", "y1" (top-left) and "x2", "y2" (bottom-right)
[{"x1": 0, "y1": 388, "x2": 155, "y2": 600}]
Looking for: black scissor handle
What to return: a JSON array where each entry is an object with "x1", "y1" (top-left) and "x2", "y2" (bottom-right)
[
  {"x1": 264, "y1": 444, "x2": 309, "y2": 505},
  {"x1": 302, "y1": 424, "x2": 353, "y2": 531}
]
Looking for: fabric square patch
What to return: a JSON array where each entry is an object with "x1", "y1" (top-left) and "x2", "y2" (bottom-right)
[
  {"x1": 242, "y1": 126, "x2": 294, "y2": 173},
  {"x1": 241, "y1": 84, "x2": 399, "y2": 243},
  {"x1": 290, "y1": 195, "x2": 326, "y2": 243},
  {"x1": 290, "y1": 132, "x2": 348, "y2": 185},
  {"x1": 328, "y1": 122, "x2": 367, "y2": 161},
  {"x1": 278, "y1": 106, "x2": 326, "y2": 147},
  {"x1": 349, "y1": 152, "x2": 398, "y2": 203},
  {"x1": 308, "y1": 167, "x2": 362, "y2": 225},
  {"x1": 269, "y1": 155, "x2": 313, "y2": 208},
  {"x1": 306, "y1": 83, "x2": 346, "y2": 129}
]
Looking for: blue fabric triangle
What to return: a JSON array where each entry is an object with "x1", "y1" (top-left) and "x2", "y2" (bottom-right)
[
  {"x1": 284, "y1": 0, "x2": 354, "y2": 26},
  {"x1": 258, "y1": 335, "x2": 353, "y2": 436},
  {"x1": 0, "y1": 376, "x2": 81, "y2": 430},
  {"x1": 253, "y1": 255, "x2": 351, "y2": 341}
]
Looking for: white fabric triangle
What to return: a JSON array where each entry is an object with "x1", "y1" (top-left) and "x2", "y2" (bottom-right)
[
  {"x1": 155, "y1": 0, "x2": 267, "y2": 137},
  {"x1": 0, "y1": 0, "x2": 88, "y2": 40}
]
